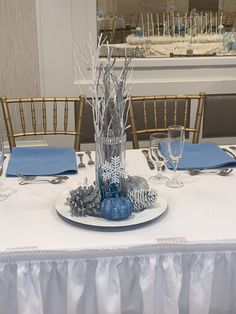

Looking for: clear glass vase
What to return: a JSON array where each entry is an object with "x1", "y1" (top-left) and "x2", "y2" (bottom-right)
[{"x1": 95, "y1": 134, "x2": 126, "y2": 200}]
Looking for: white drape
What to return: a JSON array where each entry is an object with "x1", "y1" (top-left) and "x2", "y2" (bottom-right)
[{"x1": 1, "y1": 243, "x2": 236, "y2": 314}]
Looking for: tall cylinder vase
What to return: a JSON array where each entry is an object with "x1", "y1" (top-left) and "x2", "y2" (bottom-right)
[{"x1": 95, "y1": 134, "x2": 126, "y2": 200}]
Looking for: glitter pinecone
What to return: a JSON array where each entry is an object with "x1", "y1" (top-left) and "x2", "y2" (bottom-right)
[
  {"x1": 66, "y1": 185, "x2": 101, "y2": 217},
  {"x1": 128, "y1": 189, "x2": 157, "y2": 212}
]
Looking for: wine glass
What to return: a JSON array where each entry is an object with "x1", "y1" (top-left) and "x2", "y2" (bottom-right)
[
  {"x1": 167, "y1": 125, "x2": 185, "y2": 188},
  {"x1": 0, "y1": 134, "x2": 15, "y2": 201},
  {"x1": 148, "y1": 133, "x2": 169, "y2": 184}
]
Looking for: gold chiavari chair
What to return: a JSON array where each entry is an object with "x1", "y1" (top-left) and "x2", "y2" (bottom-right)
[
  {"x1": 128, "y1": 92, "x2": 206, "y2": 149},
  {"x1": 1, "y1": 96, "x2": 84, "y2": 152}
]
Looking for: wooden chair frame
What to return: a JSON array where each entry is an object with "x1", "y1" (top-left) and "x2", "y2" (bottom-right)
[
  {"x1": 1, "y1": 96, "x2": 84, "y2": 151},
  {"x1": 129, "y1": 92, "x2": 205, "y2": 149}
]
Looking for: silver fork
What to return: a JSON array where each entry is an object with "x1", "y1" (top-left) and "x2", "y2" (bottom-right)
[
  {"x1": 85, "y1": 151, "x2": 95, "y2": 165},
  {"x1": 16, "y1": 172, "x2": 69, "y2": 181},
  {"x1": 77, "y1": 153, "x2": 86, "y2": 168},
  {"x1": 19, "y1": 176, "x2": 68, "y2": 185},
  {"x1": 188, "y1": 168, "x2": 233, "y2": 176}
]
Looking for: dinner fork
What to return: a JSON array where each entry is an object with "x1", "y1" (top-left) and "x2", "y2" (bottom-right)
[
  {"x1": 16, "y1": 172, "x2": 69, "y2": 181},
  {"x1": 77, "y1": 153, "x2": 86, "y2": 168}
]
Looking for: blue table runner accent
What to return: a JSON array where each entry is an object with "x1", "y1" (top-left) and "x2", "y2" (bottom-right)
[
  {"x1": 6, "y1": 147, "x2": 78, "y2": 177},
  {"x1": 166, "y1": 143, "x2": 236, "y2": 170}
]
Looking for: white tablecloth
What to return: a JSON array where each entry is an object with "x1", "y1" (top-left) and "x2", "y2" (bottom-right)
[{"x1": 1, "y1": 149, "x2": 236, "y2": 314}]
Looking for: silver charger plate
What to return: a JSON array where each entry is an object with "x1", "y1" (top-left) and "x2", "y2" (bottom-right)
[{"x1": 55, "y1": 190, "x2": 168, "y2": 228}]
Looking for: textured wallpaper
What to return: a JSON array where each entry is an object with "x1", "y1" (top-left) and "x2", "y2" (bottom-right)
[{"x1": 0, "y1": 0, "x2": 41, "y2": 138}]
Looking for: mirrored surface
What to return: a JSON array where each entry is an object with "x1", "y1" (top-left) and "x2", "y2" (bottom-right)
[{"x1": 97, "y1": 0, "x2": 236, "y2": 58}]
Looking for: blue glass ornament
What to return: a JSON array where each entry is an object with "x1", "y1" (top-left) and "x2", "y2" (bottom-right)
[
  {"x1": 230, "y1": 42, "x2": 236, "y2": 50},
  {"x1": 100, "y1": 197, "x2": 133, "y2": 220},
  {"x1": 134, "y1": 27, "x2": 143, "y2": 37},
  {"x1": 175, "y1": 24, "x2": 188, "y2": 36}
]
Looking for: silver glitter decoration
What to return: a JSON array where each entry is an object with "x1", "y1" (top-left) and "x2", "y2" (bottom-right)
[
  {"x1": 128, "y1": 189, "x2": 157, "y2": 212},
  {"x1": 66, "y1": 185, "x2": 101, "y2": 217},
  {"x1": 123, "y1": 175, "x2": 149, "y2": 194}
]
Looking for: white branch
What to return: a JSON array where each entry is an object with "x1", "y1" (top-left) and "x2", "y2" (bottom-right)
[{"x1": 74, "y1": 33, "x2": 132, "y2": 138}]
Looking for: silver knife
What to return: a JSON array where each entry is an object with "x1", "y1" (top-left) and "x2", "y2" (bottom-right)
[{"x1": 142, "y1": 149, "x2": 155, "y2": 170}]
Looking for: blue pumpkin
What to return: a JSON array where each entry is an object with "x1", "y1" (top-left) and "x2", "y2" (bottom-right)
[{"x1": 100, "y1": 197, "x2": 133, "y2": 220}]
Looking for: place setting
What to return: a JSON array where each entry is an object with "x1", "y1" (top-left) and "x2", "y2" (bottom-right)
[
  {"x1": 0, "y1": 145, "x2": 79, "y2": 195},
  {"x1": 145, "y1": 125, "x2": 236, "y2": 190},
  {"x1": 54, "y1": 121, "x2": 236, "y2": 229}
]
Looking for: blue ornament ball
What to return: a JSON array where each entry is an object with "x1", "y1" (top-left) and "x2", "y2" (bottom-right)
[
  {"x1": 230, "y1": 42, "x2": 236, "y2": 50},
  {"x1": 100, "y1": 197, "x2": 133, "y2": 220}
]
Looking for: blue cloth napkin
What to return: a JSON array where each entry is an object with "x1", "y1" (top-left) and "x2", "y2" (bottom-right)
[
  {"x1": 6, "y1": 147, "x2": 78, "y2": 177},
  {"x1": 166, "y1": 143, "x2": 236, "y2": 170}
]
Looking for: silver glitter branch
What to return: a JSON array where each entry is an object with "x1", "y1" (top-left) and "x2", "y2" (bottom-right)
[{"x1": 74, "y1": 34, "x2": 133, "y2": 139}]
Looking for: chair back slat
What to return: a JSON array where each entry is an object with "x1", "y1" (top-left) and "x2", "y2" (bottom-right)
[
  {"x1": 193, "y1": 93, "x2": 205, "y2": 143},
  {"x1": 30, "y1": 99, "x2": 37, "y2": 134},
  {"x1": 183, "y1": 98, "x2": 189, "y2": 127},
  {"x1": 64, "y1": 98, "x2": 69, "y2": 133},
  {"x1": 42, "y1": 99, "x2": 47, "y2": 133},
  {"x1": 53, "y1": 99, "x2": 57, "y2": 132},
  {"x1": 19, "y1": 100, "x2": 26, "y2": 133},
  {"x1": 164, "y1": 98, "x2": 167, "y2": 128},
  {"x1": 129, "y1": 92, "x2": 206, "y2": 149},
  {"x1": 143, "y1": 99, "x2": 148, "y2": 130},
  {"x1": 173, "y1": 98, "x2": 178, "y2": 124},
  {"x1": 153, "y1": 99, "x2": 157, "y2": 129}
]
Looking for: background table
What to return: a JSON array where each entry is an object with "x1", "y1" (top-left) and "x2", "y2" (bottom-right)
[{"x1": 1, "y1": 149, "x2": 236, "y2": 314}]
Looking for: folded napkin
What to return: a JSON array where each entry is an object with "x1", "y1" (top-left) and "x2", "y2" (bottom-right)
[
  {"x1": 166, "y1": 143, "x2": 236, "y2": 170},
  {"x1": 6, "y1": 147, "x2": 78, "y2": 177}
]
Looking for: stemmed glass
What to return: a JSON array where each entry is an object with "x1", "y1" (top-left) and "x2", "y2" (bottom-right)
[
  {"x1": 0, "y1": 134, "x2": 15, "y2": 200},
  {"x1": 167, "y1": 125, "x2": 185, "y2": 188},
  {"x1": 148, "y1": 133, "x2": 169, "y2": 184}
]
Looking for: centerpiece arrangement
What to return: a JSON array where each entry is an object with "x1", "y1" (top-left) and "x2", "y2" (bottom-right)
[{"x1": 67, "y1": 35, "x2": 157, "y2": 221}]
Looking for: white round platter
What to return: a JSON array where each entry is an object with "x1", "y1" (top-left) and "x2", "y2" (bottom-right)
[{"x1": 55, "y1": 190, "x2": 168, "y2": 228}]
